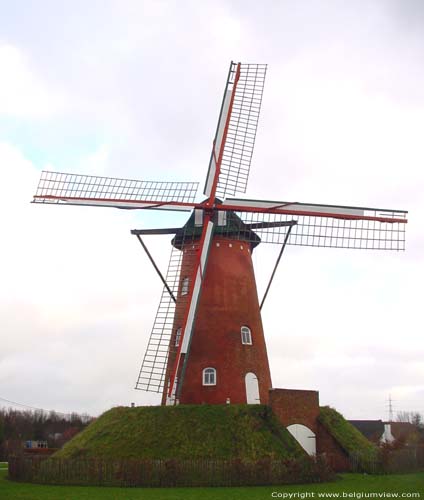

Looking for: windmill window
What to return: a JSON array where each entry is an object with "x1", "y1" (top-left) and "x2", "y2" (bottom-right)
[
  {"x1": 181, "y1": 277, "x2": 189, "y2": 296},
  {"x1": 175, "y1": 327, "x2": 182, "y2": 347},
  {"x1": 241, "y1": 326, "x2": 252, "y2": 345},
  {"x1": 202, "y1": 367, "x2": 216, "y2": 386}
]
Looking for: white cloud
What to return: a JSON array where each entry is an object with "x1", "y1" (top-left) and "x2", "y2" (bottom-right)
[{"x1": 0, "y1": 44, "x2": 66, "y2": 118}]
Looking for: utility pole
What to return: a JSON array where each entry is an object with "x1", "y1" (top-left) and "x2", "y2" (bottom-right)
[{"x1": 387, "y1": 394, "x2": 394, "y2": 422}]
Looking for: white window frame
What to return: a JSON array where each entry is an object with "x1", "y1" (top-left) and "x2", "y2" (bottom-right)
[
  {"x1": 175, "y1": 327, "x2": 182, "y2": 347},
  {"x1": 241, "y1": 326, "x2": 252, "y2": 345},
  {"x1": 181, "y1": 276, "x2": 189, "y2": 296},
  {"x1": 202, "y1": 367, "x2": 216, "y2": 386}
]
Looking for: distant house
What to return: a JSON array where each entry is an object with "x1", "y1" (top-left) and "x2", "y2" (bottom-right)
[
  {"x1": 24, "y1": 440, "x2": 48, "y2": 449},
  {"x1": 348, "y1": 420, "x2": 386, "y2": 443},
  {"x1": 23, "y1": 439, "x2": 57, "y2": 456},
  {"x1": 349, "y1": 420, "x2": 419, "y2": 445}
]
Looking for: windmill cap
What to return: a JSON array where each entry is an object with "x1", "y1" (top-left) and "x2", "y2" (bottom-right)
[{"x1": 172, "y1": 199, "x2": 261, "y2": 250}]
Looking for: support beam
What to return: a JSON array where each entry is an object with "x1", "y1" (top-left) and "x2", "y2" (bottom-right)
[
  {"x1": 131, "y1": 228, "x2": 179, "y2": 235},
  {"x1": 133, "y1": 234, "x2": 176, "y2": 303},
  {"x1": 260, "y1": 222, "x2": 296, "y2": 310}
]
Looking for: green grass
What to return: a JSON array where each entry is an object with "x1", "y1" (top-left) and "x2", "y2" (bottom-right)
[
  {"x1": 55, "y1": 404, "x2": 304, "y2": 460},
  {"x1": 1, "y1": 469, "x2": 423, "y2": 499},
  {"x1": 319, "y1": 406, "x2": 379, "y2": 465}
]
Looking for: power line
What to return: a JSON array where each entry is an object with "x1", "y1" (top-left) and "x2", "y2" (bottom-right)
[{"x1": 0, "y1": 396, "x2": 84, "y2": 418}]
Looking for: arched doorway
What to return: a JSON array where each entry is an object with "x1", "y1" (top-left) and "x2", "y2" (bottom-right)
[
  {"x1": 287, "y1": 424, "x2": 316, "y2": 455},
  {"x1": 245, "y1": 372, "x2": 260, "y2": 404}
]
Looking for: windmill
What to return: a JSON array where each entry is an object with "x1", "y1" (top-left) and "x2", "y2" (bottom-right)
[{"x1": 33, "y1": 62, "x2": 407, "y2": 407}]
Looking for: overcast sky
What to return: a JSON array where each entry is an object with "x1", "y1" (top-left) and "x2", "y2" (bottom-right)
[{"x1": 0, "y1": 0, "x2": 422, "y2": 420}]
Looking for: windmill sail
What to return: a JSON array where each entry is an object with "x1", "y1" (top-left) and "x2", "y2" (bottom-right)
[
  {"x1": 33, "y1": 170, "x2": 199, "y2": 210},
  {"x1": 135, "y1": 245, "x2": 186, "y2": 393},
  {"x1": 204, "y1": 62, "x2": 267, "y2": 199},
  {"x1": 169, "y1": 218, "x2": 215, "y2": 400},
  {"x1": 217, "y1": 199, "x2": 407, "y2": 250},
  {"x1": 135, "y1": 218, "x2": 215, "y2": 399}
]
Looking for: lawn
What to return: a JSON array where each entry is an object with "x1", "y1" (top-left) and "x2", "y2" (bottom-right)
[{"x1": 0, "y1": 468, "x2": 423, "y2": 500}]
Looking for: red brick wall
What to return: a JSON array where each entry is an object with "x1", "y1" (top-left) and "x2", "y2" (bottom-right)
[
  {"x1": 163, "y1": 236, "x2": 272, "y2": 405},
  {"x1": 316, "y1": 422, "x2": 351, "y2": 472},
  {"x1": 269, "y1": 389, "x2": 351, "y2": 472},
  {"x1": 269, "y1": 388, "x2": 319, "y2": 433}
]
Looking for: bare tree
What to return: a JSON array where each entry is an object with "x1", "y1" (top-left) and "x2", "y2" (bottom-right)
[{"x1": 396, "y1": 411, "x2": 423, "y2": 427}]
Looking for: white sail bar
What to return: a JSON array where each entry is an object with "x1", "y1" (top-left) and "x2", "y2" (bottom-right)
[
  {"x1": 53, "y1": 198, "x2": 196, "y2": 211},
  {"x1": 33, "y1": 171, "x2": 199, "y2": 211},
  {"x1": 167, "y1": 218, "x2": 215, "y2": 399},
  {"x1": 222, "y1": 198, "x2": 407, "y2": 222},
  {"x1": 180, "y1": 220, "x2": 214, "y2": 354},
  {"x1": 204, "y1": 63, "x2": 237, "y2": 198}
]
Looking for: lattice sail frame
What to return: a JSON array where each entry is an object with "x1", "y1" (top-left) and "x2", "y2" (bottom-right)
[
  {"x1": 33, "y1": 171, "x2": 199, "y2": 209},
  {"x1": 204, "y1": 62, "x2": 267, "y2": 199},
  {"x1": 135, "y1": 246, "x2": 184, "y2": 393},
  {"x1": 135, "y1": 229, "x2": 205, "y2": 394},
  {"x1": 217, "y1": 63, "x2": 267, "y2": 197},
  {"x1": 218, "y1": 203, "x2": 407, "y2": 250}
]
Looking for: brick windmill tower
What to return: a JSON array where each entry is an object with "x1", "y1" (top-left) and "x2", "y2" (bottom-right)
[{"x1": 33, "y1": 62, "x2": 407, "y2": 409}]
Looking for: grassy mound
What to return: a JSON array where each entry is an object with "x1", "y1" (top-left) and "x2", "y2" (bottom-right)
[
  {"x1": 319, "y1": 406, "x2": 379, "y2": 470},
  {"x1": 55, "y1": 404, "x2": 305, "y2": 460}
]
